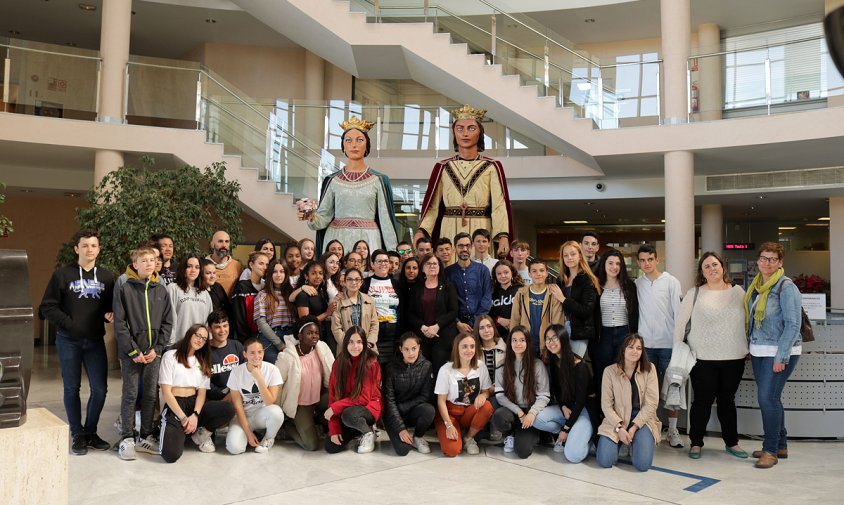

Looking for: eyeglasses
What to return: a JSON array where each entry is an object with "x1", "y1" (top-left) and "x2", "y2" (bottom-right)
[
  {"x1": 545, "y1": 336, "x2": 560, "y2": 343},
  {"x1": 192, "y1": 334, "x2": 209, "y2": 342},
  {"x1": 424, "y1": 262, "x2": 439, "y2": 268},
  {"x1": 345, "y1": 277, "x2": 362, "y2": 283},
  {"x1": 758, "y1": 256, "x2": 780, "y2": 264},
  {"x1": 397, "y1": 249, "x2": 412, "y2": 255},
  {"x1": 374, "y1": 259, "x2": 389, "y2": 264}
]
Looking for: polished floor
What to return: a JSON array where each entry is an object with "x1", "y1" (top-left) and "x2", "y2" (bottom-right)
[{"x1": 28, "y1": 345, "x2": 843, "y2": 505}]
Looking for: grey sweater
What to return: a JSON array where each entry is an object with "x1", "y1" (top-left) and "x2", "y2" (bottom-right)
[{"x1": 495, "y1": 357, "x2": 551, "y2": 416}]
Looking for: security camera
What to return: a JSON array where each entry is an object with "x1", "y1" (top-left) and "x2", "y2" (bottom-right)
[{"x1": 595, "y1": 183, "x2": 606, "y2": 192}]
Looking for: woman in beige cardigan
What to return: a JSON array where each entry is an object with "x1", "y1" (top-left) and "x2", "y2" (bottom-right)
[
  {"x1": 331, "y1": 268, "x2": 379, "y2": 356},
  {"x1": 510, "y1": 259, "x2": 564, "y2": 354},
  {"x1": 596, "y1": 333, "x2": 661, "y2": 472}
]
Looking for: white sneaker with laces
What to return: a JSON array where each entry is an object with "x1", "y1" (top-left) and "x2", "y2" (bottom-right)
[
  {"x1": 357, "y1": 430, "x2": 376, "y2": 454},
  {"x1": 135, "y1": 435, "x2": 160, "y2": 455},
  {"x1": 191, "y1": 427, "x2": 216, "y2": 453},
  {"x1": 118, "y1": 437, "x2": 136, "y2": 461},
  {"x1": 502, "y1": 435, "x2": 515, "y2": 453},
  {"x1": 553, "y1": 439, "x2": 565, "y2": 453},
  {"x1": 464, "y1": 437, "x2": 480, "y2": 455},
  {"x1": 668, "y1": 427, "x2": 685, "y2": 448},
  {"x1": 412, "y1": 436, "x2": 431, "y2": 454},
  {"x1": 254, "y1": 437, "x2": 274, "y2": 454}
]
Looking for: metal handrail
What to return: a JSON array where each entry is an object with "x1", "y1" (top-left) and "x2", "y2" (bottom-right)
[
  {"x1": 0, "y1": 43, "x2": 102, "y2": 61},
  {"x1": 691, "y1": 34, "x2": 826, "y2": 60}
]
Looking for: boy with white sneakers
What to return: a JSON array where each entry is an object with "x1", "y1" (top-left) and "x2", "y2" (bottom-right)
[{"x1": 226, "y1": 338, "x2": 285, "y2": 454}]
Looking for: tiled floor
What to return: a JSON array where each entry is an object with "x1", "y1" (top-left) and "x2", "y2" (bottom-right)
[{"x1": 27, "y1": 345, "x2": 844, "y2": 505}]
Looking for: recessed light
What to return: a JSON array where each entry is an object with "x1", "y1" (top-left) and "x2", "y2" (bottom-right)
[
  {"x1": 758, "y1": 194, "x2": 767, "y2": 199},
  {"x1": 818, "y1": 217, "x2": 830, "y2": 221},
  {"x1": 78, "y1": 3, "x2": 97, "y2": 12},
  {"x1": 64, "y1": 192, "x2": 82, "y2": 198},
  {"x1": 778, "y1": 226, "x2": 796, "y2": 230},
  {"x1": 205, "y1": 18, "x2": 217, "y2": 24},
  {"x1": 564, "y1": 220, "x2": 588, "y2": 224},
  {"x1": 806, "y1": 223, "x2": 829, "y2": 227}
]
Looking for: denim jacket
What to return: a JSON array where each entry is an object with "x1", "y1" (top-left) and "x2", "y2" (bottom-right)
[{"x1": 747, "y1": 277, "x2": 802, "y2": 364}]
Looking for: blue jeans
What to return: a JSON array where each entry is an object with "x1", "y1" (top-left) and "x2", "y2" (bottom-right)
[
  {"x1": 596, "y1": 425, "x2": 655, "y2": 472},
  {"x1": 55, "y1": 331, "x2": 109, "y2": 437},
  {"x1": 566, "y1": 320, "x2": 588, "y2": 358},
  {"x1": 257, "y1": 327, "x2": 289, "y2": 365},
  {"x1": 645, "y1": 347, "x2": 672, "y2": 380},
  {"x1": 532, "y1": 405, "x2": 593, "y2": 463},
  {"x1": 752, "y1": 355, "x2": 800, "y2": 455}
]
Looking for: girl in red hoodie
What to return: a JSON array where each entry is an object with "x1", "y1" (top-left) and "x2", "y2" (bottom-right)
[{"x1": 324, "y1": 326, "x2": 382, "y2": 454}]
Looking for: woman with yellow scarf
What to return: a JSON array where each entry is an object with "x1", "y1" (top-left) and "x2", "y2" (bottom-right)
[{"x1": 743, "y1": 242, "x2": 802, "y2": 469}]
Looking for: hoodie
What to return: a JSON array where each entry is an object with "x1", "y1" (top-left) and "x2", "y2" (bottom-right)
[
  {"x1": 39, "y1": 263, "x2": 115, "y2": 340},
  {"x1": 113, "y1": 276, "x2": 173, "y2": 359}
]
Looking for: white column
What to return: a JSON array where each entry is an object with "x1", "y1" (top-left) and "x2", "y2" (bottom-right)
[
  {"x1": 697, "y1": 22, "x2": 722, "y2": 121},
  {"x1": 303, "y1": 51, "x2": 325, "y2": 196},
  {"x1": 664, "y1": 151, "x2": 695, "y2": 290},
  {"x1": 830, "y1": 197, "x2": 844, "y2": 308},
  {"x1": 660, "y1": 0, "x2": 691, "y2": 125},
  {"x1": 700, "y1": 204, "x2": 723, "y2": 256}
]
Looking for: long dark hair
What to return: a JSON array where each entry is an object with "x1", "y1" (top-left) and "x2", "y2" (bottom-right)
[
  {"x1": 353, "y1": 240, "x2": 372, "y2": 272},
  {"x1": 333, "y1": 326, "x2": 378, "y2": 400},
  {"x1": 598, "y1": 249, "x2": 635, "y2": 312},
  {"x1": 695, "y1": 251, "x2": 731, "y2": 287},
  {"x1": 175, "y1": 254, "x2": 208, "y2": 293},
  {"x1": 502, "y1": 325, "x2": 537, "y2": 407},
  {"x1": 253, "y1": 238, "x2": 276, "y2": 262},
  {"x1": 319, "y1": 252, "x2": 343, "y2": 288},
  {"x1": 398, "y1": 257, "x2": 420, "y2": 291},
  {"x1": 174, "y1": 323, "x2": 211, "y2": 377},
  {"x1": 541, "y1": 323, "x2": 576, "y2": 403},
  {"x1": 616, "y1": 333, "x2": 651, "y2": 373},
  {"x1": 262, "y1": 259, "x2": 294, "y2": 321},
  {"x1": 492, "y1": 259, "x2": 523, "y2": 290},
  {"x1": 295, "y1": 260, "x2": 326, "y2": 292}
]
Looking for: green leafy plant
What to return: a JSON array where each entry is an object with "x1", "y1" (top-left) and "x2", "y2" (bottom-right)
[
  {"x1": 57, "y1": 158, "x2": 242, "y2": 273},
  {"x1": 0, "y1": 182, "x2": 12, "y2": 236}
]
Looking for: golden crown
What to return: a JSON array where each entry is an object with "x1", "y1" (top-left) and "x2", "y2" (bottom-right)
[
  {"x1": 452, "y1": 104, "x2": 486, "y2": 121},
  {"x1": 339, "y1": 116, "x2": 375, "y2": 132}
]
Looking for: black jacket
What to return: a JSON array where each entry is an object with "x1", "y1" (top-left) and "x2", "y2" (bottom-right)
[
  {"x1": 232, "y1": 280, "x2": 260, "y2": 342},
  {"x1": 113, "y1": 277, "x2": 172, "y2": 358},
  {"x1": 382, "y1": 354, "x2": 434, "y2": 434},
  {"x1": 39, "y1": 264, "x2": 114, "y2": 340},
  {"x1": 558, "y1": 272, "x2": 598, "y2": 341},
  {"x1": 407, "y1": 280, "x2": 459, "y2": 350}
]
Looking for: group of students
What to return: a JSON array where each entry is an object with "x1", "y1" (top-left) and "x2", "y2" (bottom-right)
[{"x1": 41, "y1": 227, "x2": 802, "y2": 471}]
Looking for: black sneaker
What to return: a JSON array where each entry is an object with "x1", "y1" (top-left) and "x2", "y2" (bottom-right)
[
  {"x1": 71, "y1": 435, "x2": 88, "y2": 455},
  {"x1": 87, "y1": 433, "x2": 111, "y2": 451}
]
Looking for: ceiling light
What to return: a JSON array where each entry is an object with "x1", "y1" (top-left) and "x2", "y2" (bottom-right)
[
  {"x1": 660, "y1": 219, "x2": 665, "y2": 223},
  {"x1": 778, "y1": 226, "x2": 796, "y2": 230},
  {"x1": 818, "y1": 217, "x2": 830, "y2": 221},
  {"x1": 64, "y1": 192, "x2": 82, "y2": 198},
  {"x1": 78, "y1": 3, "x2": 97, "y2": 11},
  {"x1": 805, "y1": 223, "x2": 828, "y2": 227},
  {"x1": 564, "y1": 220, "x2": 588, "y2": 224},
  {"x1": 758, "y1": 194, "x2": 767, "y2": 199}
]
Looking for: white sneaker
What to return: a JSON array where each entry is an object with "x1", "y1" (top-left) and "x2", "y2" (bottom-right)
[
  {"x1": 254, "y1": 437, "x2": 274, "y2": 454},
  {"x1": 357, "y1": 430, "x2": 376, "y2": 454},
  {"x1": 668, "y1": 427, "x2": 685, "y2": 448},
  {"x1": 464, "y1": 437, "x2": 480, "y2": 455},
  {"x1": 553, "y1": 439, "x2": 565, "y2": 453},
  {"x1": 118, "y1": 437, "x2": 136, "y2": 461},
  {"x1": 135, "y1": 435, "x2": 160, "y2": 455},
  {"x1": 191, "y1": 427, "x2": 216, "y2": 453},
  {"x1": 412, "y1": 436, "x2": 431, "y2": 454},
  {"x1": 503, "y1": 435, "x2": 515, "y2": 453}
]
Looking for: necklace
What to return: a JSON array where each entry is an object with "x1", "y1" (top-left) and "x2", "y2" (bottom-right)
[
  {"x1": 342, "y1": 167, "x2": 369, "y2": 183},
  {"x1": 296, "y1": 344, "x2": 313, "y2": 356}
]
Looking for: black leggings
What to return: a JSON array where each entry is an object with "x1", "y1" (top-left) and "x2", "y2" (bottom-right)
[
  {"x1": 491, "y1": 407, "x2": 541, "y2": 459},
  {"x1": 324, "y1": 406, "x2": 376, "y2": 454},
  {"x1": 386, "y1": 403, "x2": 436, "y2": 456},
  {"x1": 160, "y1": 395, "x2": 235, "y2": 463}
]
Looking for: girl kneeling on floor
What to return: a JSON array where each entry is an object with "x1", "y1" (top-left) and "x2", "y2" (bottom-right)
[
  {"x1": 225, "y1": 338, "x2": 285, "y2": 454},
  {"x1": 324, "y1": 326, "x2": 382, "y2": 454},
  {"x1": 596, "y1": 333, "x2": 661, "y2": 472},
  {"x1": 159, "y1": 324, "x2": 235, "y2": 463},
  {"x1": 491, "y1": 326, "x2": 550, "y2": 459},
  {"x1": 434, "y1": 333, "x2": 494, "y2": 457},
  {"x1": 383, "y1": 332, "x2": 436, "y2": 456}
]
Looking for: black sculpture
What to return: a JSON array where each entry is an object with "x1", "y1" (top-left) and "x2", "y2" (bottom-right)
[
  {"x1": 0, "y1": 250, "x2": 34, "y2": 428},
  {"x1": 826, "y1": 4, "x2": 844, "y2": 78}
]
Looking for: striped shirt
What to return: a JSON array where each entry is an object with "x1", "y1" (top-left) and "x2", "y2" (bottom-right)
[
  {"x1": 253, "y1": 290, "x2": 293, "y2": 329},
  {"x1": 600, "y1": 287, "x2": 629, "y2": 327}
]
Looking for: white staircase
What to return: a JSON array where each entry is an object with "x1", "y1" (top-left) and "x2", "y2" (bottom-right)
[{"x1": 230, "y1": 0, "x2": 600, "y2": 171}]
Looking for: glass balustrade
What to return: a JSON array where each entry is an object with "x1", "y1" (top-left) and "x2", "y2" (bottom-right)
[{"x1": 1, "y1": 39, "x2": 101, "y2": 120}]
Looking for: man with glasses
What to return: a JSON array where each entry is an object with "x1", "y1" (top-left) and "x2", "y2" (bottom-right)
[
  {"x1": 446, "y1": 232, "x2": 493, "y2": 334},
  {"x1": 634, "y1": 244, "x2": 684, "y2": 449},
  {"x1": 396, "y1": 241, "x2": 414, "y2": 262},
  {"x1": 362, "y1": 250, "x2": 401, "y2": 365}
]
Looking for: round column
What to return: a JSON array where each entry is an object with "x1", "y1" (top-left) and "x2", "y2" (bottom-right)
[
  {"x1": 664, "y1": 150, "x2": 695, "y2": 291},
  {"x1": 697, "y1": 22, "x2": 722, "y2": 121},
  {"x1": 700, "y1": 203, "x2": 723, "y2": 256},
  {"x1": 660, "y1": 0, "x2": 691, "y2": 125}
]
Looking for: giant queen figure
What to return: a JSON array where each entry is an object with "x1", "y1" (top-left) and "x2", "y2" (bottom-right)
[{"x1": 415, "y1": 105, "x2": 514, "y2": 256}]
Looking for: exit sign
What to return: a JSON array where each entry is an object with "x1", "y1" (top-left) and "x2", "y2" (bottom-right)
[{"x1": 724, "y1": 243, "x2": 754, "y2": 250}]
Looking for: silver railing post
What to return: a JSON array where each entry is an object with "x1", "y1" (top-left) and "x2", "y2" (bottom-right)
[
  {"x1": 3, "y1": 56, "x2": 11, "y2": 112},
  {"x1": 543, "y1": 41, "x2": 550, "y2": 94},
  {"x1": 597, "y1": 76, "x2": 604, "y2": 125},
  {"x1": 656, "y1": 63, "x2": 661, "y2": 122},
  {"x1": 195, "y1": 71, "x2": 202, "y2": 130},
  {"x1": 121, "y1": 63, "x2": 129, "y2": 124},
  {"x1": 686, "y1": 66, "x2": 692, "y2": 119},
  {"x1": 434, "y1": 112, "x2": 440, "y2": 159},
  {"x1": 423, "y1": 0, "x2": 429, "y2": 21},
  {"x1": 764, "y1": 57, "x2": 772, "y2": 115},
  {"x1": 374, "y1": 0, "x2": 380, "y2": 21},
  {"x1": 94, "y1": 60, "x2": 102, "y2": 117},
  {"x1": 490, "y1": 13, "x2": 497, "y2": 64}
]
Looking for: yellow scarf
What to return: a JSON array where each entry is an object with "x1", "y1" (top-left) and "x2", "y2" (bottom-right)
[{"x1": 743, "y1": 267, "x2": 784, "y2": 332}]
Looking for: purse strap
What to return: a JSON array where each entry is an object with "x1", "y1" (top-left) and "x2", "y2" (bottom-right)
[{"x1": 682, "y1": 286, "x2": 700, "y2": 343}]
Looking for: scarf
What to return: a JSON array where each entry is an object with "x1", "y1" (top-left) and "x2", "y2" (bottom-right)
[{"x1": 744, "y1": 267, "x2": 784, "y2": 332}]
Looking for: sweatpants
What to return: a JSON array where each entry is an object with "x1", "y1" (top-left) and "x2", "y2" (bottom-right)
[
  {"x1": 119, "y1": 356, "x2": 161, "y2": 440},
  {"x1": 159, "y1": 395, "x2": 235, "y2": 463},
  {"x1": 491, "y1": 407, "x2": 541, "y2": 459},
  {"x1": 324, "y1": 406, "x2": 376, "y2": 454},
  {"x1": 226, "y1": 405, "x2": 285, "y2": 454},
  {"x1": 385, "y1": 403, "x2": 436, "y2": 456}
]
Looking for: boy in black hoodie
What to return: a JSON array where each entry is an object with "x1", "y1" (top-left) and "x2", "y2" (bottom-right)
[
  {"x1": 113, "y1": 246, "x2": 173, "y2": 460},
  {"x1": 40, "y1": 229, "x2": 115, "y2": 455}
]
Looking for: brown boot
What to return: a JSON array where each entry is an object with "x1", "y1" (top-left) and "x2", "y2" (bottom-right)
[
  {"x1": 754, "y1": 452, "x2": 778, "y2": 468},
  {"x1": 752, "y1": 449, "x2": 788, "y2": 459}
]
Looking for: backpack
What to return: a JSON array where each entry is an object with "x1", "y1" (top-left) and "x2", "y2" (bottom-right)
[{"x1": 777, "y1": 280, "x2": 815, "y2": 343}]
